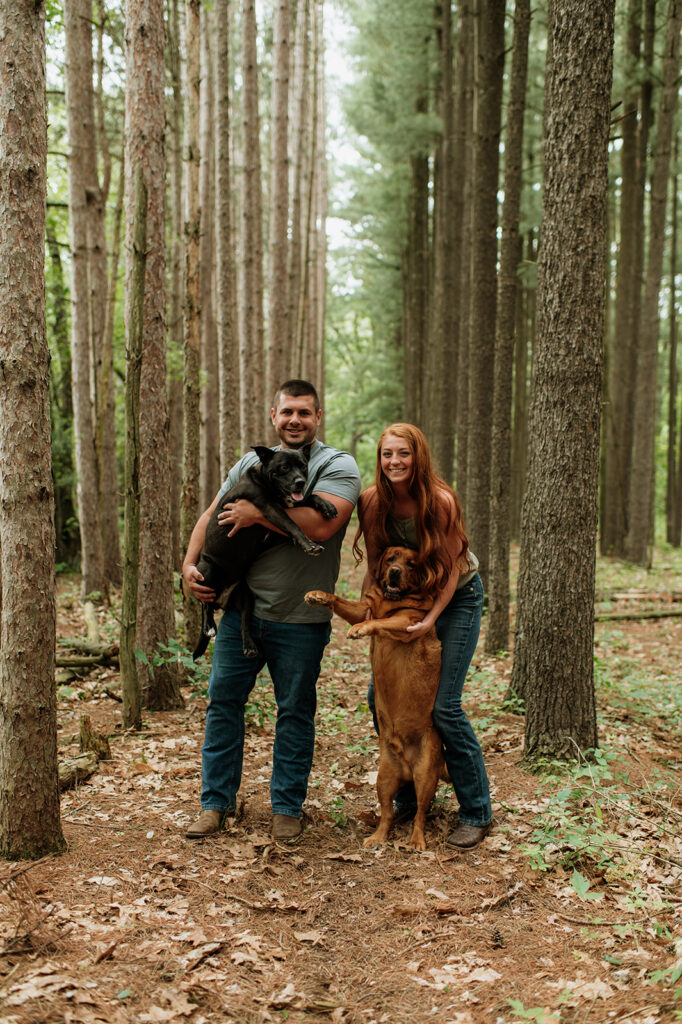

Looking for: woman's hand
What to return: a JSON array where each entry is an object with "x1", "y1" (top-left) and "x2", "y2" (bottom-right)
[
  {"x1": 405, "y1": 615, "x2": 436, "y2": 641},
  {"x1": 217, "y1": 499, "x2": 262, "y2": 536}
]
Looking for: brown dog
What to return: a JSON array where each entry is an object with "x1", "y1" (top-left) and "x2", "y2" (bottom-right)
[{"x1": 305, "y1": 546, "x2": 444, "y2": 850}]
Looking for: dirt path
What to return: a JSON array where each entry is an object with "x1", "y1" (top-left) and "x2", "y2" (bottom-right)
[{"x1": 1, "y1": 546, "x2": 680, "y2": 1024}]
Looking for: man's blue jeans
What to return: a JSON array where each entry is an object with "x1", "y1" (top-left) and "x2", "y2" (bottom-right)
[
  {"x1": 201, "y1": 610, "x2": 331, "y2": 818},
  {"x1": 368, "y1": 573, "x2": 492, "y2": 827}
]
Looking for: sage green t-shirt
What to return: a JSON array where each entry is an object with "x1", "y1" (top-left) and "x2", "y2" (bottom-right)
[{"x1": 218, "y1": 441, "x2": 362, "y2": 622}]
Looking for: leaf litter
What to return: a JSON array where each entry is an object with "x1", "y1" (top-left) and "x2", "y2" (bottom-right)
[{"x1": 1, "y1": 545, "x2": 680, "y2": 1023}]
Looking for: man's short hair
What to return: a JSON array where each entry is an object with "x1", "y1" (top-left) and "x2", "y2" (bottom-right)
[{"x1": 273, "y1": 379, "x2": 320, "y2": 412}]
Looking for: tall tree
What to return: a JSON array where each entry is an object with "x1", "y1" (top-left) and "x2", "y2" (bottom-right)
[
  {"x1": 199, "y1": 9, "x2": 220, "y2": 507},
  {"x1": 429, "y1": 0, "x2": 457, "y2": 480},
  {"x1": 465, "y1": 0, "x2": 506, "y2": 583},
  {"x1": 625, "y1": 0, "x2": 682, "y2": 565},
  {"x1": 64, "y1": 0, "x2": 105, "y2": 596},
  {"x1": 124, "y1": 0, "x2": 183, "y2": 709},
  {"x1": 666, "y1": 135, "x2": 680, "y2": 545},
  {"x1": 602, "y1": 0, "x2": 643, "y2": 555},
  {"x1": 241, "y1": 0, "x2": 266, "y2": 438},
  {"x1": 167, "y1": 0, "x2": 184, "y2": 569},
  {"x1": 0, "y1": 0, "x2": 65, "y2": 858},
  {"x1": 455, "y1": 0, "x2": 474, "y2": 503},
  {"x1": 182, "y1": 0, "x2": 202, "y2": 646},
  {"x1": 267, "y1": 0, "x2": 292, "y2": 399},
  {"x1": 486, "y1": 0, "x2": 530, "y2": 654},
  {"x1": 511, "y1": 0, "x2": 615, "y2": 758},
  {"x1": 214, "y1": 0, "x2": 240, "y2": 475}
]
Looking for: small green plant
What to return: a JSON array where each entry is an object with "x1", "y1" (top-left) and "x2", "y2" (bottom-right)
[
  {"x1": 329, "y1": 795, "x2": 347, "y2": 826},
  {"x1": 507, "y1": 998, "x2": 559, "y2": 1023}
]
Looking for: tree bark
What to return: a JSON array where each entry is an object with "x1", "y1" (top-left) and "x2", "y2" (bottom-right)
[
  {"x1": 0, "y1": 0, "x2": 65, "y2": 858},
  {"x1": 124, "y1": 0, "x2": 183, "y2": 709},
  {"x1": 465, "y1": 0, "x2": 506, "y2": 584},
  {"x1": 625, "y1": 0, "x2": 682, "y2": 565},
  {"x1": 182, "y1": 0, "x2": 202, "y2": 647},
  {"x1": 667, "y1": 135, "x2": 680, "y2": 545},
  {"x1": 486, "y1": 0, "x2": 530, "y2": 654},
  {"x1": 267, "y1": 0, "x2": 292, "y2": 400},
  {"x1": 120, "y1": 166, "x2": 146, "y2": 732},
  {"x1": 64, "y1": 0, "x2": 105, "y2": 597},
  {"x1": 241, "y1": 0, "x2": 266, "y2": 440},
  {"x1": 199, "y1": 10, "x2": 220, "y2": 509},
  {"x1": 602, "y1": 0, "x2": 643, "y2": 555},
  {"x1": 511, "y1": 0, "x2": 615, "y2": 759},
  {"x1": 214, "y1": 0, "x2": 240, "y2": 475},
  {"x1": 455, "y1": 0, "x2": 474, "y2": 502},
  {"x1": 167, "y1": 0, "x2": 184, "y2": 570}
]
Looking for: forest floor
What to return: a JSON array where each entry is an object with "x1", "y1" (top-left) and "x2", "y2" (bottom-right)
[{"x1": 1, "y1": 541, "x2": 681, "y2": 1024}]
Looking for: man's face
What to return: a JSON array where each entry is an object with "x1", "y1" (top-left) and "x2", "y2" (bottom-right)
[{"x1": 271, "y1": 392, "x2": 322, "y2": 449}]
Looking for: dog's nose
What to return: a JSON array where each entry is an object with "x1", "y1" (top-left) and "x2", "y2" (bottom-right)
[{"x1": 294, "y1": 476, "x2": 305, "y2": 491}]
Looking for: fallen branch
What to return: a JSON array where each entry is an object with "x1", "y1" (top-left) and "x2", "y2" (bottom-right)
[
  {"x1": 58, "y1": 751, "x2": 98, "y2": 791},
  {"x1": 596, "y1": 608, "x2": 682, "y2": 622}
]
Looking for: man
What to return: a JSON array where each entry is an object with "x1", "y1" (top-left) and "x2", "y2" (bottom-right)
[{"x1": 183, "y1": 380, "x2": 361, "y2": 840}]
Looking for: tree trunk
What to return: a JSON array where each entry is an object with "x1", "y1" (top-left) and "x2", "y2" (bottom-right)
[
  {"x1": 455, "y1": 0, "x2": 474, "y2": 501},
  {"x1": 430, "y1": 0, "x2": 457, "y2": 481},
  {"x1": 124, "y1": 0, "x2": 183, "y2": 709},
  {"x1": 46, "y1": 219, "x2": 80, "y2": 570},
  {"x1": 465, "y1": 0, "x2": 506, "y2": 585},
  {"x1": 241, "y1": 0, "x2": 266, "y2": 439},
  {"x1": 511, "y1": 0, "x2": 615, "y2": 759},
  {"x1": 199, "y1": 10, "x2": 220, "y2": 509},
  {"x1": 0, "y1": 0, "x2": 65, "y2": 858},
  {"x1": 602, "y1": 0, "x2": 642, "y2": 556},
  {"x1": 486, "y1": 0, "x2": 530, "y2": 654},
  {"x1": 625, "y1": 0, "x2": 682, "y2": 565},
  {"x1": 267, "y1": 0, "x2": 292, "y2": 400},
  {"x1": 64, "y1": 0, "x2": 105, "y2": 597},
  {"x1": 167, "y1": 0, "x2": 184, "y2": 570},
  {"x1": 288, "y1": 0, "x2": 311, "y2": 381},
  {"x1": 667, "y1": 135, "x2": 680, "y2": 545},
  {"x1": 215, "y1": 0, "x2": 240, "y2": 476},
  {"x1": 120, "y1": 166, "x2": 146, "y2": 732},
  {"x1": 182, "y1": 0, "x2": 202, "y2": 647},
  {"x1": 91, "y1": 2, "x2": 120, "y2": 587}
]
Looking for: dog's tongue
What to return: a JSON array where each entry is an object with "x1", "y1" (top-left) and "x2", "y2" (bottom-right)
[{"x1": 291, "y1": 491, "x2": 304, "y2": 503}]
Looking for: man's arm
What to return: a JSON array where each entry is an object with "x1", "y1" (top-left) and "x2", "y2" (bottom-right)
[
  {"x1": 219, "y1": 492, "x2": 354, "y2": 542},
  {"x1": 182, "y1": 490, "x2": 223, "y2": 602}
]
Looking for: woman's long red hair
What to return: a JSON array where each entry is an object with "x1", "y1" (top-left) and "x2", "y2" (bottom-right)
[{"x1": 353, "y1": 423, "x2": 469, "y2": 596}]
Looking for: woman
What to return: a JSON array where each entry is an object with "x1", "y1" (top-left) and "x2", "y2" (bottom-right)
[{"x1": 354, "y1": 423, "x2": 492, "y2": 849}]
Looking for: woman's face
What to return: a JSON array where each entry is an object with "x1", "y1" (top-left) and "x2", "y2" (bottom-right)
[{"x1": 380, "y1": 433, "x2": 414, "y2": 487}]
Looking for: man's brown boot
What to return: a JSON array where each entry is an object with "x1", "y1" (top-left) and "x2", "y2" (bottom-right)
[
  {"x1": 185, "y1": 809, "x2": 229, "y2": 839},
  {"x1": 272, "y1": 814, "x2": 303, "y2": 840}
]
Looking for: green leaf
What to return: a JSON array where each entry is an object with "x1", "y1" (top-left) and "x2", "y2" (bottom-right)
[{"x1": 571, "y1": 869, "x2": 591, "y2": 899}]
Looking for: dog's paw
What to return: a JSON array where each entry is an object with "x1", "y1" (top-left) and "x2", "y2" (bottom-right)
[
  {"x1": 319, "y1": 500, "x2": 338, "y2": 520},
  {"x1": 305, "y1": 590, "x2": 332, "y2": 606},
  {"x1": 303, "y1": 542, "x2": 324, "y2": 556},
  {"x1": 207, "y1": 625, "x2": 216, "y2": 638},
  {"x1": 347, "y1": 623, "x2": 370, "y2": 639},
  {"x1": 242, "y1": 644, "x2": 258, "y2": 659}
]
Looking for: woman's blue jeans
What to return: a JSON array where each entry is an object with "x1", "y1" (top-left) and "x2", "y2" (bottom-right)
[
  {"x1": 367, "y1": 573, "x2": 492, "y2": 827},
  {"x1": 201, "y1": 610, "x2": 331, "y2": 819}
]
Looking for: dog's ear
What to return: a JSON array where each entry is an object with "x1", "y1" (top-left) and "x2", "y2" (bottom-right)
[
  {"x1": 376, "y1": 548, "x2": 388, "y2": 579},
  {"x1": 252, "y1": 445, "x2": 275, "y2": 466},
  {"x1": 300, "y1": 442, "x2": 313, "y2": 461}
]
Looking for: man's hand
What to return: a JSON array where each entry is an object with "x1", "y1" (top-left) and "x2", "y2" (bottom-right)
[
  {"x1": 217, "y1": 499, "x2": 264, "y2": 536},
  {"x1": 183, "y1": 565, "x2": 216, "y2": 603}
]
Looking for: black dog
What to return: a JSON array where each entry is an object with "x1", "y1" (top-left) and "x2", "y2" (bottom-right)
[{"x1": 192, "y1": 444, "x2": 337, "y2": 660}]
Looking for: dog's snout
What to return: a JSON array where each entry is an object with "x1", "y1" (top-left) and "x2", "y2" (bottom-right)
[
  {"x1": 388, "y1": 566, "x2": 402, "y2": 582},
  {"x1": 293, "y1": 475, "x2": 306, "y2": 491}
]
